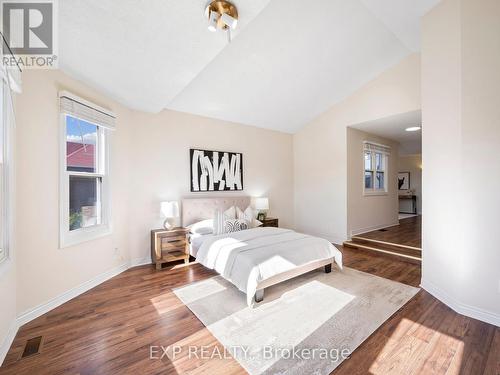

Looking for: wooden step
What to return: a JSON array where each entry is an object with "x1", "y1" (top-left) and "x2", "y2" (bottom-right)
[
  {"x1": 351, "y1": 236, "x2": 421, "y2": 258},
  {"x1": 343, "y1": 239, "x2": 421, "y2": 264}
]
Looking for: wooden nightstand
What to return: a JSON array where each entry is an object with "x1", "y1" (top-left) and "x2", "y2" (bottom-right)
[
  {"x1": 260, "y1": 218, "x2": 279, "y2": 227},
  {"x1": 151, "y1": 228, "x2": 189, "y2": 270}
]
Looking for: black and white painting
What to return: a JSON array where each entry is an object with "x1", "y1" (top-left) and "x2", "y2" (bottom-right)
[
  {"x1": 398, "y1": 172, "x2": 410, "y2": 190},
  {"x1": 190, "y1": 149, "x2": 243, "y2": 192}
]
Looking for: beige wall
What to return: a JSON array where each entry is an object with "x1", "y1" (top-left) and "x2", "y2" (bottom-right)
[
  {"x1": 422, "y1": 0, "x2": 500, "y2": 324},
  {"x1": 398, "y1": 155, "x2": 422, "y2": 214},
  {"x1": 126, "y1": 110, "x2": 294, "y2": 262},
  {"x1": 294, "y1": 53, "x2": 421, "y2": 244},
  {"x1": 13, "y1": 70, "x2": 294, "y2": 317},
  {"x1": 15, "y1": 70, "x2": 134, "y2": 315},
  {"x1": 347, "y1": 128, "x2": 399, "y2": 237}
]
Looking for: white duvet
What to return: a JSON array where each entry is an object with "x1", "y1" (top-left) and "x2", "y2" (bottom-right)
[{"x1": 196, "y1": 227, "x2": 343, "y2": 306}]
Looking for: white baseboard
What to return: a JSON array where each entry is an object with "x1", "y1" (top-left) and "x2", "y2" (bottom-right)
[
  {"x1": 0, "y1": 321, "x2": 19, "y2": 366},
  {"x1": 421, "y1": 279, "x2": 500, "y2": 328},
  {"x1": 16, "y1": 256, "x2": 152, "y2": 329},
  {"x1": 298, "y1": 229, "x2": 347, "y2": 246},
  {"x1": 129, "y1": 256, "x2": 152, "y2": 267},
  {"x1": 350, "y1": 222, "x2": 400, "y2": 238},
  {"x1": 16, "y1": 263, "x2": 129, "y2": 328}
]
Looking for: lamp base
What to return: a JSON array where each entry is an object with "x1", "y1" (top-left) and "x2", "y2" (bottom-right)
[{"x1": 163, "y1": 219, "x2": 174, "y2": 230}]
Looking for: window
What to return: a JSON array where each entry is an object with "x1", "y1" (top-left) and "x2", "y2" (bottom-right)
[
  {"x1": 363, "y1": 142, "x2": 390, "y2": 195},
  {"x1": 0, "y1": 65, "x2": 17, "y2": 264},
  {"x1": 0, "y1": 83, "x2": 6, "y2": 263},
  {"x1": 59, "y1": 92, "x2": 115, "y2": 247}
]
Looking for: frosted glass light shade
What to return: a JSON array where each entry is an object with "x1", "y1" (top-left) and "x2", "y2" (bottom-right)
[
  {"x1": 255, "y1": 198, "x2": 269, "y2": 210},
  {"x1": 161, "y1": 201, "x2": 179, "y2": 218}
]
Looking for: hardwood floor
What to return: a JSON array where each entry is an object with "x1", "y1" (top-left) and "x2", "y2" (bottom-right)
[
  {"x1": 355, "y1": 215, "x2": 422, "y2": 249},
  {"x1": 1, "y1": 246, "x2": 498, "y2": 375}
]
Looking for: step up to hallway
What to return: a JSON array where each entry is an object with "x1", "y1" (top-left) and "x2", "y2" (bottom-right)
[{"x1": 343, "y1": 235, "x2": 421, "y2": 263}]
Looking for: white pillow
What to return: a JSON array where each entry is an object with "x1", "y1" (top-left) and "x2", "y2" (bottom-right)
[
  {"x1": 186, "y1": 219, "x2": 213, "y2": 235},
  {"x1": 236, "y1": 206, "x2": 262, "y2": 228},
  {"x1": 213, "y1": 206, "x2": 237, "y2": 235}
]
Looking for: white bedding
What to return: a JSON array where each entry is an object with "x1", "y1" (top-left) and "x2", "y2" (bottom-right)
[
  {"x1": 189, "y1": 233, "x2": 212, "y2": 257},
  {"x1": 196, "y1": 227, "x2": 343, "y2": 306}
]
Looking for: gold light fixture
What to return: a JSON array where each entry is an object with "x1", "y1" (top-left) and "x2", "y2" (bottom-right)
[{"x1": 205, "y1": 0, "x2": 238, "y2": 41}]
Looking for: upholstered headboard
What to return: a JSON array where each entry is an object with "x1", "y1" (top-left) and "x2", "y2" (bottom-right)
[{"x1": 181, "y1": 197, "x2": 251, "y2": 227}]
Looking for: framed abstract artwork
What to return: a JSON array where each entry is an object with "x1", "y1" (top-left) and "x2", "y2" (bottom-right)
[
  {"x1": 398, "y1": 171, "x2": 410, "y2": 190},
  {"x1": 190, "y1": 149, "x2": 243, "y2": 192}
]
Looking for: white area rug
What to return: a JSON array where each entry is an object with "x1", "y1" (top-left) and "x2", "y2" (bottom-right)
[{"x1": 174, "y1": 267, "x2": 419, "y2": 375}]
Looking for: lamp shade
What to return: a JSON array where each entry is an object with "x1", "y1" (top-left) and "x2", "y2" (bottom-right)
[
  {"x1": 161, "y1": 201, "x2": 179, "y2": 218},
  {"x1": 254, "y1": 197, "x2": 269, "y2": 210}
]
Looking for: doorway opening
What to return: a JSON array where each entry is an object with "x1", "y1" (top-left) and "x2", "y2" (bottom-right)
[{"x1": 344, "y1": 110, "x2": 422, "y2": 263}]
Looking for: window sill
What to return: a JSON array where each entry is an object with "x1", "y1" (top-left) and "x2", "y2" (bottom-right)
[
  {"x1": 363, "y1": 191, "x2": 389, "y2": 197},
  {"x1": 60, "y1": 224, "x2": 112, "y2": 249}
]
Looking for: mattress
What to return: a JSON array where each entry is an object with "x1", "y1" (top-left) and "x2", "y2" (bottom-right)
[{"x1": 189, "y1": 232, "x2": 213, "y2": 257}]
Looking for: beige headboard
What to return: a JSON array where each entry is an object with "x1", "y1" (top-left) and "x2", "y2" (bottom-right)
[{"x1": 181, "y1": 196, "x2": 251, "y2": 227}]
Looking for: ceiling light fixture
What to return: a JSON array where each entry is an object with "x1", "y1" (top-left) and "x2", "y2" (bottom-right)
[
  {"x1": 405, "y1": 126, "x2": 422, "y2": 132},
  {"x1": 207, "y1": 10, "x2": 220, "y2": 32},
  {"x1": 205, "y1": 0, "x2": 238, "y2": 43}
]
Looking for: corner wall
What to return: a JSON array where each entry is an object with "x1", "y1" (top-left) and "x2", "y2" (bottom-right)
[
  {"x1": 421, "y1": 0, "x2": 500, "y2": 326},
  {"x1": 293, "y1": 53, "x2": 421, "y2": 243}
]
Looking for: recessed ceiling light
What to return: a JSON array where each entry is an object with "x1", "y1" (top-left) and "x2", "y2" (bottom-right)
[{"x1": 405, "y1": 126, "x2": 421, "y2": 132}]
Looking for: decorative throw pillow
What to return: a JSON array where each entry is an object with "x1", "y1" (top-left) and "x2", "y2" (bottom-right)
[
  {"x1": 224, "y1": 219, "x2": 249, "y2": 233},
  {"x1": 236, "y1": 206, "x2": 262, "y2": 228},
  {"x1": 213, "y1": 206, "x2": 237, "y2": 235}
]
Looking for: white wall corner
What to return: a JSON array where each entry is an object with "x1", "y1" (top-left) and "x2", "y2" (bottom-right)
[{"x1": 421, "y1": 279, "x2": 500, "y2": 328}]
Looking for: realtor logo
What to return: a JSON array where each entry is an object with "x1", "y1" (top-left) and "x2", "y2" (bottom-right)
[{"x1": 1, "y1": 0, "x2": 58, "y2": 68}]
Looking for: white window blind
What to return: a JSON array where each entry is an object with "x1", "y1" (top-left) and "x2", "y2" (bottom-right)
[
  {"x1": 363, "y1": 141, "x2": 391, "y2": 155},
  {"x1": 59, "y1": 92, "x2": 116, "y2": 130}
]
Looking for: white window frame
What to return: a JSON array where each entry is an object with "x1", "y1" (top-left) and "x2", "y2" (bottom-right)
[
  {"x1": 59, "y1": 97, "x2": 113, "y2": 248},
  {"x1": 363, "y1": 142, "x2": 389, "y2": 196},
  {"x1": 0, "y1": 82, "x2": 10, "y2": 265}
]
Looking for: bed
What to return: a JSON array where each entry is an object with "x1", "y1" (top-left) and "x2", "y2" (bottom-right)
[{"x1": 182, "y1": 197, "x2": 343, "y2": 306}]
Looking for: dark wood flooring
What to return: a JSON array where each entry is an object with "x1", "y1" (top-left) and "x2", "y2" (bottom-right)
[
  {"x1": 1, "y1": 245, "x2": 498, "y2": 375},
  {"x1": 355, "y1": 215, "x2": 422, "y2": 249}
]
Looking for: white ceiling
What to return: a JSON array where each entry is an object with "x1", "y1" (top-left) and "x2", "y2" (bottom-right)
[
  {"x1": 59, "y1": 0, "x2": 271, "y2": 112},
  {"x1": 59, "y1": 0, "x2": 439, "y2": 133},
  {"x1": 350, "y1": 110, "x2": 422, "y2": 155}
]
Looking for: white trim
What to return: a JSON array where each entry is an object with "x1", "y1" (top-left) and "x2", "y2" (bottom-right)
[
  {"x1": 0, "y1": 256, "x2": 151, "y2": 363},
  {"x1": 349, "y1": 221, "x2": 400, "y2": 238},
  {"x1": 15, "y1": 257, "x2": 152, "y2": 328},
  {"x1": 16, "y1": 263, "x2": 127, "y2": 327},
  {"x1": 344, "y1": 241, "x2": 421, "y2": 262},
  {"x1": 363, "y1": 149, "x2": 389, "y2": 195},
  {"x1": 421, "y1": 279, "x2": 500, "y2": 328},
  {"x1": 59, "y1": 113, "x2": 112, "y2": 248},
  {"x1": 0, "y1": 320, "x2": 18, "y2": 366},
  {"x1": 297, "y1": 229, "x2": 347, "y2": 246},
  {"x1": 59, "y1": 91, "x2": 116, "y2": 119},
  {"x1": 351, "y1": 236, "x2": 422, "y2": 251},
  {"x1": 129, "y1": 256, "x2": 152, "y2": 267},
  {"x1": 363, "y1": 191, "x2": 389, "y2": 197},
  {"x1": 363, "y1": 140, "x2": 391, "y2": 150}
]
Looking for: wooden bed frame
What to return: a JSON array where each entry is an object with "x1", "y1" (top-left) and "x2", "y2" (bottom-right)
[{"x1": 182, "y1": 197, "x2": 335, "y2": 303}]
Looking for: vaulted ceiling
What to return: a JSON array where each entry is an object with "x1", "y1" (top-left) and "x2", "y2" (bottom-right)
[{"x1": 59, "y1": 0, "x2": 439, "y2": 133}]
